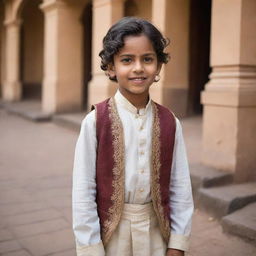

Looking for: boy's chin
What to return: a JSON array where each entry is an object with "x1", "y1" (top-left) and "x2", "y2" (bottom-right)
[
  {"x1": 128, "y1": 88, "x2": 150, "y2": 96},
  {"x1": 128, "y1": 85, "x2": 151, "y2": 94}
]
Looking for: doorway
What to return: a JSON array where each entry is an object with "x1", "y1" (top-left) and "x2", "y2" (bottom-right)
[{"x1": 188, "y1": 0, "x2": 212, "y2": 115}]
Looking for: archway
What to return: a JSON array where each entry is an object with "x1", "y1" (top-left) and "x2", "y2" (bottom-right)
[
  {"x1": 20, "y1": 0, "x2": 43, "y2": 100},
  {"x1": 188, "y1": 0, "x2": 211, "y2": 115}
]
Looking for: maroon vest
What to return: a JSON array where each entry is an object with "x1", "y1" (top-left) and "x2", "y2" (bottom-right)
[{"x1": 93, "y1": 97, "x2": 176, "y2": 246}]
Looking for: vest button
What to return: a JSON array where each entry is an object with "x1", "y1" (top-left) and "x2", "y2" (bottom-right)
[
  {"x1": 139, "y1": 139, "x2": 146, "y2": 146},
  {"x1": 139, "y1": 188, "x2": 144, "y2": 192}
]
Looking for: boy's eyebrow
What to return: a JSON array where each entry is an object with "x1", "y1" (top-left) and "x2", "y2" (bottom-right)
[{"x1": 118, "y1": 52, "x2": 156, "y2": 57}]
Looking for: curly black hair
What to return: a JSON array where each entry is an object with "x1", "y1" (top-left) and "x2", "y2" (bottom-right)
[{"x1": 99, "y1": 17, "x2": 170, "y2": 82}]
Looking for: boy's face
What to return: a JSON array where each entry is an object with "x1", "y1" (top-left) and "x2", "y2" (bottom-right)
[{"x1": 108, "y1": 34, "x2": 161, "y2": 100}]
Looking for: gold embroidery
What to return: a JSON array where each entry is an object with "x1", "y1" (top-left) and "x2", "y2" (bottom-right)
[
  {"x1": 151, "y1": 102, "x2": 170, "y2": 244},
  {"x1": 102, "y1": 98, "x2": 125, "y2": 245}
]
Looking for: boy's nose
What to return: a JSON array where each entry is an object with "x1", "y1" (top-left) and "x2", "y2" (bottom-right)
[{"x1": 133, "y1": 61, "x2": 144, "y2": 73}]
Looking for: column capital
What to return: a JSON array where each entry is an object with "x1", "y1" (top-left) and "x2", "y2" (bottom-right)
[
  {"x1": 40, "y1": 0, "x2": 67, "y2": 13},
  {"x1": 201, "y1": 65, "x2": 256, "y2": 107},
  {"x1": 4, "y1": 18, "x2": 22, "y2": 27},
  {"x1": 205, "y1": 65, "x2": 256, "y2": 92}
]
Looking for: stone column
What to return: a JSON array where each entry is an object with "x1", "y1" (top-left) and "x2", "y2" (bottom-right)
[
  {"x1": 40, "y1": 0, "x2": 83, "y2": 113},
  {"x1": 150, "y1": 0, "x2": 167, "y2": 105},
  {"x1": 201, "y1": 0, "x2": 256, "y2": 182},
  {"x1": 2, "y1": 19, "x2": 22, "y2": 101},
  {"x1": 88, "y1": 0, "x2": 124, "y2": 107},
  {"x1": 151, "y1": 0, "x2": 190, "y2": 117}
]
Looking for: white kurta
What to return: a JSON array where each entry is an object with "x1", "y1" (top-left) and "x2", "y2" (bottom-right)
[{"x1": 72, "y1": 90, "x2": 194, "y2": 255}]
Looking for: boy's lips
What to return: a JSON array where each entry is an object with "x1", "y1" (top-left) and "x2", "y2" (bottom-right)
[{"x1": 128, "y1": 77, "x2": 147, "y2": 81}]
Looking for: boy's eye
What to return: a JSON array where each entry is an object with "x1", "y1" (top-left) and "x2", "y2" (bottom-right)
[
  {"x1": 144, "y1": 57, "x2": 154, "y2": 63},
  {"x1": 121, "y1": 58, "x2": 132, "y2": 64}
]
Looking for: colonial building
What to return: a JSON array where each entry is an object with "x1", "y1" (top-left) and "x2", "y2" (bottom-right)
[{"x1": 0, "y1": 0, "x2": 255, "y2": 183}]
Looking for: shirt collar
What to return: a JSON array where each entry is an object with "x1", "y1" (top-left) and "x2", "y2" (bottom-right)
[{"x1": 114, "y1": 90, "x2": 151, "y2": 115}]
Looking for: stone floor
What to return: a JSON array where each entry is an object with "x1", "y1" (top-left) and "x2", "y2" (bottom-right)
[{"x1": 0, "y1": 109, "x2": 255, "y2": 256}]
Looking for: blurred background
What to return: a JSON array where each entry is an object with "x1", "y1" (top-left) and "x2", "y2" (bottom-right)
[{"x1": 0, "y1": 0, "x2": 255, "y2": 255}]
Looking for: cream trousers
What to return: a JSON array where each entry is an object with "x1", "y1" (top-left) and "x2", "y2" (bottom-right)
[{"x1": 105, "y1": 203, "x2": 167, "y2": 256}]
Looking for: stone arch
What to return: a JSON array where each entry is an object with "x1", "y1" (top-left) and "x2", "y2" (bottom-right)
[
  {"x1": 4, "y1": 0, "x2": 23, "y2": 23},
  {"x1": 12, "y1": 0, "x2": 25, "y2": 20}
]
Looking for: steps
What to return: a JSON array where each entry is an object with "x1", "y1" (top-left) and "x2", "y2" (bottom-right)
[
  {"x1": 191, "y1": 164, "x2": 256, "y2": 244},
  {"x1": 222, "y1": 202, "x2": 256, "y2": 243},
  {"x1": 0, "y1": 100, "x2": 51, "y2": 121},
  {"x1": 190, "y1": 163, "x2": 233, "y2": 189},
  {"x1": 198, "y1": 182, "x2": 256, "y2": 219}
]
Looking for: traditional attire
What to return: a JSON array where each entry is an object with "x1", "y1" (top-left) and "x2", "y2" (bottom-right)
[{"x1": 72, "y1": 91, "x2": 194, "y2": 256}]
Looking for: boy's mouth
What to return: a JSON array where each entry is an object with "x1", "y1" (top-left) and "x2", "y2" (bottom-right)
[{"x1": 128, "y1": 77, "x2": 147, "y2": 81}]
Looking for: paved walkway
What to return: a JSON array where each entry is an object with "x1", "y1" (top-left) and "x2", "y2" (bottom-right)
[{"x1": 0, "y1": 109, "x2": 255, "y2": 256}]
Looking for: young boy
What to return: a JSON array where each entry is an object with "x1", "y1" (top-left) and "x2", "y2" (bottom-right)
[{"x1": 72, "y1": 17, "x2": 194, "y2": 256}]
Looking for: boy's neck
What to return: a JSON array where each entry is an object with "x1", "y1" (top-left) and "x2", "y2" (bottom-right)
[{"x1": 119, "y1": 90, "x2": 149, "y2": 110}]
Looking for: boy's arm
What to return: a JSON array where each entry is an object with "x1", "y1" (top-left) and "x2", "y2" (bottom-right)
[
  {"x1": 167, "y1": 117, "x2": 194, "y2": 253},
  {"x1": 72, "y1": 111, "x2": 105, "y2": 256}
]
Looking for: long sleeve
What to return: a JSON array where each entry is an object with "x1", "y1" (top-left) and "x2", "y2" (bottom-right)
[
  {"x1": 72, "y1": 111, "x2": 105, "y2": 256},
  {"x1": 168, "y1": 118, "x2": 194, "y2": 251}
]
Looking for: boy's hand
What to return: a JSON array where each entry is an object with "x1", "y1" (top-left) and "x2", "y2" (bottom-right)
[{"x1": 166, "y1": 248, "x2": 184, "y2": 256}]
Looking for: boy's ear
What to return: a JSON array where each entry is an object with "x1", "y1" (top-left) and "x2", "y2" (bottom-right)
[{"x1": 107, "y1": 63, "x2": 116, "y2": 78}]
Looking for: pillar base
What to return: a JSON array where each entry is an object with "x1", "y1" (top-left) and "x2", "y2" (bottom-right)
[
  {"x1": 42, "y1": 79, "x2": 83, "y2": 114},
  {"x1": 2, "y1": 81, "x2": 22, "y2": 101},
  {"x1": 201, "y1": 66, "x2": 256, "y2": 182}
]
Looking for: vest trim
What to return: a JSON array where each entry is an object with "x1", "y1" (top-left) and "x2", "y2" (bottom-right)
[
  {"x1": 151, "y1": 102, "x2": 171, "y2": 243},
  {"x1": 101, "y1": 98, "x2": 125, "y2": 245}
]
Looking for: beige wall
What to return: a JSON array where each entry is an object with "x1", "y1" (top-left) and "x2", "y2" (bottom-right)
[{"x1": 22, "y1": 0, "x2": 43, "y2": 88}]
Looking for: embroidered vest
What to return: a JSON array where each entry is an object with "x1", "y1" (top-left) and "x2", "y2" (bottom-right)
[{"x1": 93, "y1": 97, "x2": 176, "y2": 246}]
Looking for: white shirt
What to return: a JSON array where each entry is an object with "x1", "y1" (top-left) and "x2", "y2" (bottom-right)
[{"x1": 72, "y1": 91, "x2": 194, "y2": 254}]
